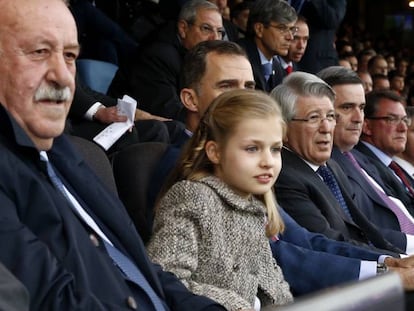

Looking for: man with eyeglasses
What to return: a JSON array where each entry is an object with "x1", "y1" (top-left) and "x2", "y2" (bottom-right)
[
  {"x1": 271, "y1": 72, "x2": 402, "y2": 255},
  {"x1": 109, "y1": 0, "x2": 224, "y2": 122},
  {"x1": 236, "y1": 0, "x2": 297, "y2": 92},
  {"x1": 355, "y1": 90, "x2": 414, "y2": 208},
  {"x1": 318, "y1": 66, "x2": 414, "y2": 255}
]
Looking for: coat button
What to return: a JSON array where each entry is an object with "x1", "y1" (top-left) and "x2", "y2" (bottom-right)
[
  {"x1": 126, "y1": 296, "x2": 137, "y2": 309},
  {"x1": 89, "y1": 234, "x2": 100, "y2": 247}
]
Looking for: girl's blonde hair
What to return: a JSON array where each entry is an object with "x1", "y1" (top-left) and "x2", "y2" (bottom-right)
[{"x1": 163, "y1": 89, "x2": 286, "y2": 236}]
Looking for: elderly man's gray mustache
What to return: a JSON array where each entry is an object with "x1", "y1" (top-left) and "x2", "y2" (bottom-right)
[{"x1": 34, "y1": 85, "x2": 72, "y2": 102}]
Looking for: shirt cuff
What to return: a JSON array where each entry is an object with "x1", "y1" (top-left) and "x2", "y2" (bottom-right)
[
  {"x1": 405, "y1": 234, "x2": 414, "y2": 255},
  {"x1": 359, "y1": 260, "x2": 377, "y2": 280},
  {"x1": 84, "y1": 102, "x2": 105, "y2": 120}
]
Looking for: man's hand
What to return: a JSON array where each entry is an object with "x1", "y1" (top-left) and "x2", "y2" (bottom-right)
[
  {"x1": 134, "y1": 109, "x2": 171, "y2": 121},
  {"x1": 94, "y1": 106, "x2": 127, "y2": 124},
  {"x1": 389, "y1": 267, "x2": 414, "y2": 290},
  {"x1": 385, "y1": 255, "x2": 414, "y2": 268}
]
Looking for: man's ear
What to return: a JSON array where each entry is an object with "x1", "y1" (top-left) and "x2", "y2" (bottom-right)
[
  {"x1": 205, "y1": 140, "x2": 220, "y2": 164},
  {"x1": 362, "y1": 119, "x2": 372, "y2": 136},
  {"x1": 177, "y1": 20, "x2": 187, "y2": 39},
  {"x1": 254, "y1": 22, "x2": 264, "y2": 38},
  {"x1": 180, "y1": 88, "x2": 199, "y2": 112}
]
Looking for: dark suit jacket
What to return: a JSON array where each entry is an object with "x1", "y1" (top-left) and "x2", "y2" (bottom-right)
[
  {"x1": 0, "y1": 262, "x2": 29, "y2": 311},
  {"x1": 355, "y1": 141, "x2": 414, "y2": 214},
  {"x1": 237, "y1": 37, "x2": 285, "y2": 92},
  {"x1": 273, "y1": 208, "x2": 385, "y2": 296},
  {"x1": 0, "y1": 105, "x2": 224, "y2": 311},
  {"x1": 296, "y1": 0, "x2": 346, "y2": 73},
  {"x1": 332, "y1": 147, "x2": 407, "y2": 250},
  {"x1": 275, "y1": 148, "x2": 402, "y2": 254},
  {"x1": 111, "y1": 21, "x2": 187, "y2": 122}
]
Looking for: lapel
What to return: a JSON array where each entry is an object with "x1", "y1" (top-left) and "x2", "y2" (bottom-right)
[
  {"x1": 281, "y1": 149, "x2": 357, "y2": 225},
  {"x1": 50, "y1": 135, "x2": 167, "y2": 297},
  {"x1": 332, "y1": 148, "x2": 388, "y2": 208}
]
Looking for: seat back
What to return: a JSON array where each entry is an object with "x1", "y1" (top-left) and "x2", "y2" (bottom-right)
[
  {"x1": 266, "y1": 272, "x2": 404, "y2": 311},
  {"x1": 112, "y1": 142, "x2": 168, "y2": 243},
  {"x1": 68, "y1": 135, "x2": 118, "y2": 195},
  {"x1": 76, "y1": 59, "x2": 118, "y2": 94}
]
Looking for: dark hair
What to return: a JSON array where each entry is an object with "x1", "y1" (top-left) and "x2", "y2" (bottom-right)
[
  {"x1": 246, "y1": 0, "x2": 297, "y2": 37},
  {"x1": 180, "y1": 40, "x2": 247, "y2": 90},
  {"x1": 364, "y1": 90, "x2": 405, "y2": 118},
  {"x1": 317, "y1": 66, "x2": 362, "y2": 87}
]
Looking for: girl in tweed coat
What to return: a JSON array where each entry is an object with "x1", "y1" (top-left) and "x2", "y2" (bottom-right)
[{"x1": 147, "y1": 89, "x2": 293, "y2": 310}]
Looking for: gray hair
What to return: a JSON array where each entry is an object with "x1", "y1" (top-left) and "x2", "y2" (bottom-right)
[
  {"x1": 179, "y1": 0, "x2": 219, "y2": 24},
  {"x1": 270, "y1": 71, "x2": 335, "y2": 121},
  {"x1": 246, "y1": 0, "x2": 297, "y2": 37},
  {"x1": 317, "y1": 66, "x2": 362, "y2": 87}
]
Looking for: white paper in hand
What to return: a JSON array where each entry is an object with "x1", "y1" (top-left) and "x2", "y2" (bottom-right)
[{"x1": 93, "y1": 95, "x2": 137, "y2": 150}]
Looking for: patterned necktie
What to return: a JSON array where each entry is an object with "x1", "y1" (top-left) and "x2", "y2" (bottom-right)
[
  {"x1": 262, "y1": 62, "x2": 273, "y2": 82},
  {"x1": 344, "y1": 152, "x2": 414, "y2": 234},
  {"x1": 389, "y1": 160, "x2": 414, "y2": 197},
  {"x1": 317, "y1": 165, "x2": 354, "y2": 221},
  {"x1": 41, "y1": 154, "x2": 166, "y2": 311},
  {"x1": 286, "y1": 64, "x2": 293, "y2": 75}
]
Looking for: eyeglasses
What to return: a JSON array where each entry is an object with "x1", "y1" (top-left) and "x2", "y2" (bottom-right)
[
  {"x1": 188, "y1": 22, "x2": 226, "y2": 39},
  {"x1": 267, "y1": 24, "x2": 299, "y2": 36},
  {"x1": 291, "y1": 113, "x2": 337, "y2": 126},
  {"x1": 366, "y1": 115, "x2": 412, "y2": 126}
]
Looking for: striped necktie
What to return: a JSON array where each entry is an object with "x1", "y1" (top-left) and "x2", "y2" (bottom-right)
[
  {"x1": 317, "y1": 165, "x2": 354, "y2": 221},
  {"x1": 344, "y1": 152, "x2": 414, "y2": 234}
]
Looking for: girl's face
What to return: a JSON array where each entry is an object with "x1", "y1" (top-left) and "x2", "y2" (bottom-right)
[{"x1": 207, "y1": 116, "x2": 283, "y2": 198}]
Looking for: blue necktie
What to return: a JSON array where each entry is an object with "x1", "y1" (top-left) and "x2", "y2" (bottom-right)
[
  {"x1": 262, "y1": 62, "x2": 273, "y2": 82},
  {"x1": 344, "y1": 152, "x2": 414, "y2": 234},
  {"x1": 41, "y1": 154, "x2": 166, "y2": 311},
  {"x1": 317, "y1": 165, "x2": 354, "y2": 221}
]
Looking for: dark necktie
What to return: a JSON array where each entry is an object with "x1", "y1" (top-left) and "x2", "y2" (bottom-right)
[
  {"x1": 317, "y1": 165, "x2": 354, "y2": 221},
  {"x1": 344, "y1": 152, "x2": 414, "y2": 234},
  {"x1": 262, "y1": 61, "x2": 273, "y2": 82},
  {"x1": 389, "y1": 160, "x2": 414, "y2": 197},
  {"x1": 41, "y1": 154, "x2": 166, "y2": 311},
  {"x1": 289, "y1": 0, "x2": 305, "y2": 13},
  {"x1": 286, "y1": 64, "x2": 293, "y2": 75}
]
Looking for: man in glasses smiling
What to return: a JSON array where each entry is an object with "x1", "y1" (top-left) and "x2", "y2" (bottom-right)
[
  {"x1": 237, "y1": 0, "x2": 297, "y2": 92},
  {"x1": 356, "y1": 90, "x2": 414, "y2": 204}
]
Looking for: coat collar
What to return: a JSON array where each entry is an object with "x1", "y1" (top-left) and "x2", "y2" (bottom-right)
[{"x1": 199, "y1": 175, "x2": 265, "y2": 216}]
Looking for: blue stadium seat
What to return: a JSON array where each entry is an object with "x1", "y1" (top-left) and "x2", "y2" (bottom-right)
[{"x1": 76, "y1": 59, "x2": 118, "y2": 94}]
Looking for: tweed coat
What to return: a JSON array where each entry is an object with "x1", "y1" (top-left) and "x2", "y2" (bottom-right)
[{"x1": 147, "y1": 176, "x2": 293, "y2": 310}]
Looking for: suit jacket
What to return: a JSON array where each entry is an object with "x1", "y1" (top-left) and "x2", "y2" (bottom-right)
[
  {"x1": 296, "y1": 0, "x2": 346, "y2": 73},
  {"x1": 112, "y1": 21, "x2": 187, "y2": 121},
  {"x1": 332, "y1": 147, "x2": 407, "y2": 250},
  {"x1": 237, "y1": 37, "x2": 285, "y2": 92},
  {"x1": 0, "y1": 262, "x2": 29, "y2": 311},
  {"x1": 0, "y1": 105, "x2": 224, "y2": 311},
  {"x1": 355, "y1": 141, "x2": 414, "y2": 214},
  {"x1": 273, "y1": 208, "x2": 385, "y2": 296},
  {"x1": 275, "y1": 148, "x2": 401, "y2": 254},
  {"x1": 69, "y1": 75, "x2": 173, "y2": 154}
]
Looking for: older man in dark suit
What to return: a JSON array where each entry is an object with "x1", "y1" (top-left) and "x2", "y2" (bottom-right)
[
  {"x1": 0, "y1": 0, "x2": 226, "y2": 310},
  {"x1": 271, "y1": 72, "x2": 403, "y2": 254}
]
